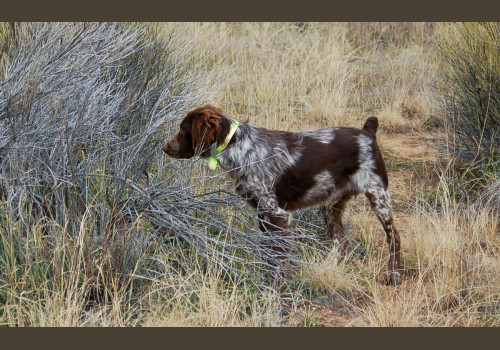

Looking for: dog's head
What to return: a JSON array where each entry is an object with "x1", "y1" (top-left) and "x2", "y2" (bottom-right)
[{"x1": 162, "y1": 104, "x2": 231, "y2": 159}]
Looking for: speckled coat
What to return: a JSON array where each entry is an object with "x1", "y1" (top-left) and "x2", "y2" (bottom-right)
[{"x1": 163, "y1": 104, "x2": 401, "y2": 284}]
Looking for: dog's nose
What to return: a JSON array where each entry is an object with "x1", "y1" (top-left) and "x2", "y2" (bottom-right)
[
  {"x1": 162, "y1": 141, "x2": 177, "y2": 156},
  {"x1": 163, "y1": 139, "x2": 181, "y2": 158}
]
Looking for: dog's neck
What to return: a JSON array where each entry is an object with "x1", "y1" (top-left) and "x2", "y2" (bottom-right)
[
  {"x1": 216, "y1": 122, "x2": 255, "y2": 173},
  {"x1": 208, "y1": 120, "x2": 239, "y2": 170}
]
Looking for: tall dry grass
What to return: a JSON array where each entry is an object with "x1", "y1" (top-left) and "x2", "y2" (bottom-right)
[
  {"x1": 361, "y1": 190, "x2": 499, "y2": 326},
  {"x1": 163, "y1": 22, "x2": 436, "y2": 131},
  {"x1": 1, "y1": 22, "x2": 498, "y2": 327}
]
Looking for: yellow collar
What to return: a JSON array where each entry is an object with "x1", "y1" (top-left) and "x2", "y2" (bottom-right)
[{"x1": 208, "y1": 121, "x2": 239, "y2": 170}]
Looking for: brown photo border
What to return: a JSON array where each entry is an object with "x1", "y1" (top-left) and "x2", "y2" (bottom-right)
[{"x1": 1, "y1": 0, "x2": 498, "y2": 347}]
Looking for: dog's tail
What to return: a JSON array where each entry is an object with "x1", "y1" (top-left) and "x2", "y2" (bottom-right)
[{"x1": 362, "y1": 116, "x2": 378, "y2": 138}]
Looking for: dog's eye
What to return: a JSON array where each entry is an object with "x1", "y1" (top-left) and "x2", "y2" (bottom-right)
[{"x1": 179, "y1": 129, "x2": 190, "y2": 139}]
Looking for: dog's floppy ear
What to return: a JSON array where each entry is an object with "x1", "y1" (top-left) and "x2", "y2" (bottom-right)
[{"x1": 190, "y1": 109, "x2": 223, "y2": 156}]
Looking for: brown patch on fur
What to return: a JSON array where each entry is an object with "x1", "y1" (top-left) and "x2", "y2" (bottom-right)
[{"x1": 275, "y1": 129, "x2": 362, "y2": 210}]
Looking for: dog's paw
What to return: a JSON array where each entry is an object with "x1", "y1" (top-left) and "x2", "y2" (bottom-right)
[{"x1": 382, "y1": 271, "x2": 402, "y2": 286}]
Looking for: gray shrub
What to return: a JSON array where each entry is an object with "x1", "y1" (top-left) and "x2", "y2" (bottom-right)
[{"x1": 0, "y1": 23, "x2": 325, "y2": 283}]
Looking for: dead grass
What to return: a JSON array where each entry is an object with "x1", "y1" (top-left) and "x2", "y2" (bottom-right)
[
  {"x1": 301, "y1": 247, "x2": 365, "y2": 295},
  {"x1": 359, "y1": 195, "x2": 500, "y2": 327},
  {"x1": 163, "y1": 22, "x2": 436, "y2": 132},
  {"x1": 1, "y1": 22, "x2": 498, "y2": 327}
]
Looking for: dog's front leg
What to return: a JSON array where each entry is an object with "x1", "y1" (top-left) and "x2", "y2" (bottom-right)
[
  {"x1": 255, "y1": 192, "x2": 291, "y2": 280},
  {"x1": 258, "y1": 210, "x2": 291, "y2": 260},
  {"x1": 257, "y1": 207, "x2": 290, "y2": 286}
]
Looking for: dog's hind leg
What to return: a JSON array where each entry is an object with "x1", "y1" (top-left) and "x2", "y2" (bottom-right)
[
  {"x1": 320, "y1": 193, "x2": 353, "y2": 251},
  {"x1": 365, "y1": 185, "x2": 401, "y2": 285}
]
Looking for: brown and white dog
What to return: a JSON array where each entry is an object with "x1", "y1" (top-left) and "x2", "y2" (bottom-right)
[{"x1": 162, "y1": 104, "x2": 401, "y2": 284}]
